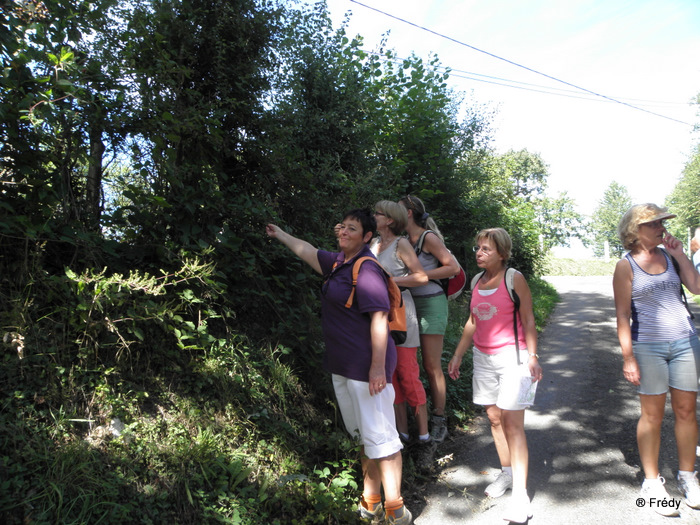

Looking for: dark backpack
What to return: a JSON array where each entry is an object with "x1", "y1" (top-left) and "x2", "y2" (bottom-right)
[
  {"x1": 338, "y1": 256, "x2": 408, "y2": 345},
  {"x1": 415, "y1": 230, "x2": 467, "y2": 300},
  {"x1": 471, "y1": 267, "x2": 524, "y2": 364}
]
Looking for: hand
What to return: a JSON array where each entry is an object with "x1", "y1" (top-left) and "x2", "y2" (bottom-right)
[
  {"x1": 447, "y1": 355, "x2": 462, "y2": 380},
  {"x1": 528, "y1": 358, "x2": 543, "y2": 383},
  {"x1": 266, "y1": 224, "x2": 281, "y2": 238},
  {"x1": 662, "y1": 232, "x2": 683, "y2": 255},
  {"x1": 368, "y1": 366, "x2": 387, "y2": 396},
  {"x1": 622, "y1": 356, "x2": 640, "y2": 386}
]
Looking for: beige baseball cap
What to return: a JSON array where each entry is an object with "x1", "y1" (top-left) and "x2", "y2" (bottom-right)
[{"x1": 638, "y1": 210, "x2": 676, "y2": 224}]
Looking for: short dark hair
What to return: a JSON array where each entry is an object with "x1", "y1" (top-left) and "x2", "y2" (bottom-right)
[{"x1": 343, "y1": 208, "x2": 376, "y2": 241}]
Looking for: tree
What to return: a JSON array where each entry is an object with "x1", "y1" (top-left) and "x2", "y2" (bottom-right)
[
  {"x1": 590, "y1": 181, "x2": 632, "y2": 258},
  {"x1": 535, "y1": 192, "x2": 589, "y2": 250},
  {"x1": 488, "y1": 149, "x2": 549, "y2": 202},
  {"x1": 666, "y1": 143, "x2": 700, "y2": 232}
]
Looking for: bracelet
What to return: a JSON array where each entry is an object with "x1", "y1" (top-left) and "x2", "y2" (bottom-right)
[{"x1": 528, "y1": 353, "x2": 539, "y2": 359}]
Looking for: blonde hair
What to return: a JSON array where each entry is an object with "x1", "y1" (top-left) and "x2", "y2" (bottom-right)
[
  {"x1": 475, "y1": 228, "x2": 512, "y2": 265},
  {"x1": 617, "y1": 203, "x2": 669, "y2": 251},
  {"x1": 375, "y1": 200, "x2": 407, "y2": 235}
]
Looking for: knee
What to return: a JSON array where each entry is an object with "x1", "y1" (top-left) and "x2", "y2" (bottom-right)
[
  {"x1": 640, "y1": 413, "x2": 664, "y2": 428},
  {"x1": 486, "y1": 410, "x2": 502, "y2": 429},
  {"x1": 501, "y1": 418, "x2": 525, "y2": 438},
  {"x1": 674, "y1": 407, "x2": 697, "y2": 423}
]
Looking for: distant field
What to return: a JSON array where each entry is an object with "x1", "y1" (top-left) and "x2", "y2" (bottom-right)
[{"x1": 544, "y1": 256, "x2": 617, "y2": 276}]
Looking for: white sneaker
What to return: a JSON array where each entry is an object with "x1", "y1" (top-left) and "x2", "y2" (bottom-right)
[
  {"x1": 502, "y1": 492, "x2": 532, "y2": 523},
  {"x1": 485, "y1": 470, "x2": 513, "y2": 498},
  {"x1": 678, "y1": 471, "x2": 700, "y2": 509},
  {"x1": 640, "y1": 476, "x2": 680, "y2": 517}
]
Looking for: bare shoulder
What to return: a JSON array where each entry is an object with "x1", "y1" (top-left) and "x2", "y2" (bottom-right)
[
  {"x1": 613, "y1": 257, "x2": 631, "y2": 276},
  {"x1": 397, "y1": 236, "x2": 413, "y2": 251}
]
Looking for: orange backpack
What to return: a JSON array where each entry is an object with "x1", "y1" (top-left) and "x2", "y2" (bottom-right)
[{"x1": 344, "y1": 256, "x2": 407, "y2": 346}]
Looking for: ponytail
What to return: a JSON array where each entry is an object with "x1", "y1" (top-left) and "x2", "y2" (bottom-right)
[{"x1": 401, "y1": 195, "x2": 444, "y2": 242}]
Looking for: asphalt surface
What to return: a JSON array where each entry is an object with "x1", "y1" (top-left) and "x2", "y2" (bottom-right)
[{"x1": 410, "y1": 276, "x2": 700, "y2": 525}]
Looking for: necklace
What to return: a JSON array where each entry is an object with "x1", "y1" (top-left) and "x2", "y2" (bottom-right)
[{"x1": 377, "y1": 232, "x2": 397, "y2": 253}]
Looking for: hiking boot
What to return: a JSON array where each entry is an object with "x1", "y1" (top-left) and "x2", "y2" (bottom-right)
[
  {"x1": 501, "y1": 492, "x2": 532, "y2": 523},
  {"x1": 414, "y1": 438, "x2": 436, "y2": 473},
  {"x1": 678, "y1": 471, "x2": 700, "y2": 509},
  {"x1": 358, "y1": 496, "x2": 385, "y2": 522},
  {"x1": 640, "y1": 476, "x2": 680, "y2": 517},
  {"x1": 386, "y1": 505, "x2": 412, "y2": 525},
  {"x1": 485, "y1": 470, "x2": 513, "y2": 498},
  {"x1": 430, "y1": 415, "x2": 448, "y2": 443}
]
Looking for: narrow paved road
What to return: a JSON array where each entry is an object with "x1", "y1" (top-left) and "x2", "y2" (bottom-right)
[{"x1": 412, "y1": 276, "x2": 700, "y2": 525}]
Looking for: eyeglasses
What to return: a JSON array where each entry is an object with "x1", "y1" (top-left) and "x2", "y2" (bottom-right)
[
  {"x1": 374, "y1": 211, "x2": 385, "y2": 216},
  {"x1": 473, "y1": 245, "x2": 493, "y2": 254}
]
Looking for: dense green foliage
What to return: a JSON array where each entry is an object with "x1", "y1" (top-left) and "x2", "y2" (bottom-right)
[
  {"x1": 666, "y1": 142, "x2": 700, "y2": 234},
  {"x1": 0, "y1": 0, "x2": 589, "y2": 522}
]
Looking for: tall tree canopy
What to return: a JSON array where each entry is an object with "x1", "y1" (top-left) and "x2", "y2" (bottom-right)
[{"x1": 666, "y1": 143, "x2": 700, "y2": 233}]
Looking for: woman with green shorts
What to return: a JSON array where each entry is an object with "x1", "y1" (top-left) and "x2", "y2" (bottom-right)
[{"x1": 400, "y1": 195, "x2": 459, "y2": 443}]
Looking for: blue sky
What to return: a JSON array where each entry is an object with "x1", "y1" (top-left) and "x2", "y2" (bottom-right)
[{"x1": 307, "y1": 0, "x2": 700, "y2": 216}]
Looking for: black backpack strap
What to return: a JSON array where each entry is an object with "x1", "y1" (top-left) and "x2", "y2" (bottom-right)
[
  {"x1": 505, "y1": 267, "x2": 522, "y2": 365},
  {"x1": 414, "y1": 230, "x2": 432, "y2": 256},
  {"x1": 661, "y1": 249, "x2": 695, "y2": 320}
]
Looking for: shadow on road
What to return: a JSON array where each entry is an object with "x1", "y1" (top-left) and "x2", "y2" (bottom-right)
[{"x1": 412, "y1": 276, "x2": 700, "y2": 524}]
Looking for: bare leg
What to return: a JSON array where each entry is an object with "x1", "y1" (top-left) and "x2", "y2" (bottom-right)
[
  {"x1": 501, "y1": 409, "x2": 528, "y2": 492},
  {"x1": 420, "y1": 334, "x2": 446, "y2": 415},
  {"x1": 485, "y1": 404, "x2": 511, "y2": 468},
  {"x1": 361, "y1": 448, "x2": 404, "y2": 503},
  {"x1": 394, "y1": 402, "x2": 408, "y2": 436},
  {"x1": 415, "y1": 403, "x2": 429, "y2": 437},
  {"x1": 638, "y1": 393, "x2": 667, "y2": 479},
  {"x1": 670, "y1": 388, "x2": 698, "y2": 472}
]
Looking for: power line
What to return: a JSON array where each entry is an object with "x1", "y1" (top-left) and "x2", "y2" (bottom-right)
[
  {"x1": 373, "y1": 51, "x2": 689, "y2": 106},
  {"x1": 348, "y1": 0, "x2": 695, "y2": 127}
]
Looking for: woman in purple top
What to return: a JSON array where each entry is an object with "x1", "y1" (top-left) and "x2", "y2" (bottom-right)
[{"x1": 265, "y1": 209, "x2": 412, "y2": 525}]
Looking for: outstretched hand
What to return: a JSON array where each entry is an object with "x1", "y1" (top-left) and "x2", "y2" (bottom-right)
[{"x1": 266, "y1": 224, "x2": 281, "y2": 239}]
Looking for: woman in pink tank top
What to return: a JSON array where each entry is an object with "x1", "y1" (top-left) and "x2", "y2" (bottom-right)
[{"x1": 448, "y1": 228, "x2": 542, "y2": 524}]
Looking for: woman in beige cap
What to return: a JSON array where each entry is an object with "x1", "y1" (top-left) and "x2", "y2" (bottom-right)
[{"x1": 613, "y1": 203, "x2": 700, "y2": 517}]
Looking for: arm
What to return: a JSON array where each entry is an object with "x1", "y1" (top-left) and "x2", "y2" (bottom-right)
[
  {"x1": 422, "y1": 232, "x2": 459, "y2": 279},
  {"x1": 513, "y1": 272, "x2": 542, "y2": 381},
  {"x1": 663, "y1": 233, "x2": 700, "y2": 294},
  {"x1": 265, "y1": 224, "x2": 322, "y2": 275},
  {"x1": 448, "y1": 312, "x2": 477, "y2": 380},
  {"x1": 393, "y1": 237, "x2": 429, "y2": 288},
  {"x1": 612, "y1": 258, "x2": 639, "y2": 385},
  {"x1": 368, "y1": 310, "x2": 389, "y2": 396}
]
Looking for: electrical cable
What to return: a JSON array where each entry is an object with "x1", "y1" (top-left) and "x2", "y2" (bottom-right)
[{"x1": 349, "y1": 0, "x2": 695, "y2": 127}]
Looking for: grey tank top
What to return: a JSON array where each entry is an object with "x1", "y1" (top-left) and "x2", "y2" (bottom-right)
[{"x1": 372, "y1": 237, "x2": 420, "y2": 348}]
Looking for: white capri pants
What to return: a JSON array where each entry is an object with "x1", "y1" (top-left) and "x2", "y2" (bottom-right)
[{"x1": 332, "y1": 374, "x2": 403, "y2": 459}]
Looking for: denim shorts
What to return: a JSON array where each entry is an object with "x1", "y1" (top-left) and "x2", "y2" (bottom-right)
[{"x1": 633, "y1": 335, "x2": 700, "y2": 395}]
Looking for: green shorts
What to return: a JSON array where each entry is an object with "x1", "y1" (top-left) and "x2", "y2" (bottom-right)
[{"x1": 413, "y1": 294, "x2": 448, "y2": 335}]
